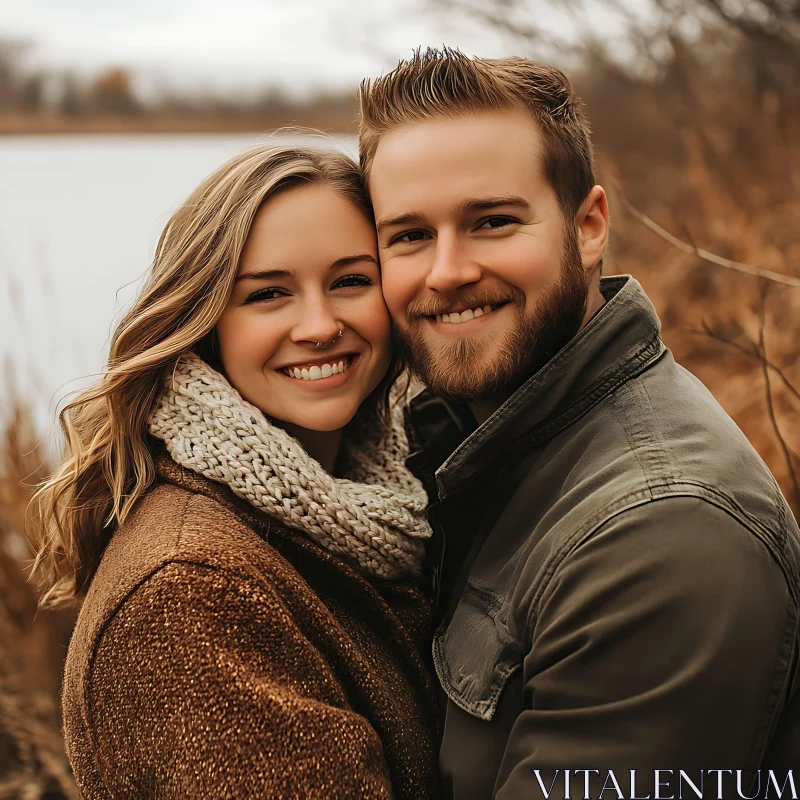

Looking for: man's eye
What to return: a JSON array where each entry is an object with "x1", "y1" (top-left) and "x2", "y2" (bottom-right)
[
  {"x1": 246, "y1": 287, "x2": 287, "y2": 303},
  {"x1": 334, "y1": 274, "x2": 373, "y2": 289},
  {"x1": 394, "y1": 230, "x2": 429, "y2": 244},
  {"x1": 478, "y1": 217, "x2": 516, "y2": 230}
]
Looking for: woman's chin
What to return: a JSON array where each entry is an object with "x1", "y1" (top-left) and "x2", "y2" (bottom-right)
[{"x1": 274, "y1": 403, "x2": 360, "y2": 434}]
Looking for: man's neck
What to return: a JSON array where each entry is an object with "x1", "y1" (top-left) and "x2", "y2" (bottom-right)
[
  {"x1": 467, "y1": 284, "x2": 607, "y2": 427},
  {"x1": 468, "y1": 399, "x2": 504, "y2": 427}
]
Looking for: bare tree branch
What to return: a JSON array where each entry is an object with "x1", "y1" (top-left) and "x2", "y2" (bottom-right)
[
  {"x1": 699, "y1": 0, "x2": 800, "y2": 48},
  {"x1": 756, "y1": 286, "x2": 800, "y2": 508},
  {"x1": 684, "y1": 321, "x2": 800, "y2": 404},
  {"x1": 614, "y1": 186, "x2": 800, "y2": 287}
]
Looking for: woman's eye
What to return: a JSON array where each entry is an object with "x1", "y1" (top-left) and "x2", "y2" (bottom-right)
[
  {"x1": 334, "y1": 274, "x2": 373, "y2": 289},
  {"x1": 393, "y1": 230, "x2": 429, "y2": 244},
  {"x1": 478, "y1": 216, "x2": 516, "y2": 230},
  {"x1": 246, "y1": 287, "x2": 287, "y2": 303}
]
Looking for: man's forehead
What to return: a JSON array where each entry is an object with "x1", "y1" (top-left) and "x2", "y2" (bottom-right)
[
  {"x1": 368, "y1": 109, "x2": 545, "y2": 217},
  {"x1": 370, "y1": 108, "x2": 542, "y2": 174}
]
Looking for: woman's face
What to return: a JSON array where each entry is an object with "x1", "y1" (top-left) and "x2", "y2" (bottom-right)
[{"x1": 216, "y1": 182, "x2": 392, "y2": 432}]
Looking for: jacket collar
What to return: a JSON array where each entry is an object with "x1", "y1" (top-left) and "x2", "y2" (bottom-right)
[{"x1": 430, "y1": 276, "x2": 666, "y2": 499}]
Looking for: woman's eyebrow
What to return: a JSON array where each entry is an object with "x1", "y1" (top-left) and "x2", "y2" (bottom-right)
[
  {"x1": 329, "y1": 254, "x2": 378, "y2": 270},
  {"x1": 235, "y1": 269, "x2": 294, "y2": 283}
]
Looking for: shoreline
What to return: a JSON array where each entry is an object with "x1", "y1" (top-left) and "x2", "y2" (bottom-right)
[{"x1": 0, "y1": 113, "x2": 356, "y2": 136}]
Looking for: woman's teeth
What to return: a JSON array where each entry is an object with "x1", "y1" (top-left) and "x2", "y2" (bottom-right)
[
  {"x1": 285, "y1": 359, "x2": 348, "y2": 381},
  {"x1": 436, "y1": 305, "x2": 493, "y2": 324}
]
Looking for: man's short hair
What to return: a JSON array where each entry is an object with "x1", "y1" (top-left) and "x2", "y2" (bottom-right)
[{"x1": 358, "y1": 47, "x2": 596, "y2": 219}]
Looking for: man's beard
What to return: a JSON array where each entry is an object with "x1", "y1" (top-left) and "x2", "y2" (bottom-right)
[{"x1": 393, "y1": 229, "x2": 590, "y2": 404}]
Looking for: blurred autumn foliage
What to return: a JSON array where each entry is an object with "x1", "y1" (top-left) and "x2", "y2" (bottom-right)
[{"x1": 1, "y1": 0, "x2": 799, "y2": 794}]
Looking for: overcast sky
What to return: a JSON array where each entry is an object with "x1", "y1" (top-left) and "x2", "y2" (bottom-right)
[{"x1": 0, "y1": 0, "x2": 554, "y2": 97}]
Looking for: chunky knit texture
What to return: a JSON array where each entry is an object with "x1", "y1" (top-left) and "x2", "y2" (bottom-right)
[{"x1": 148, "y1": 352, "x2": 431, "y2": 579}]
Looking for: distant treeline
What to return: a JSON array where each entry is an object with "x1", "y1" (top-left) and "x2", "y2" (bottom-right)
[{"x1": 0, "y1": 38, "x2": 359, "y2": 133}]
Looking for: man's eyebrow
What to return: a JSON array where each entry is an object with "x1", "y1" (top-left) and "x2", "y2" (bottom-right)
[
  {"x1": 456, "y1": 195, "x2": 531, "y2": 214},
  {"x1": 376, "y1": 211, "x2": 427, "y2": 237},
  {"x1": 235, "y1": 255, "x2": 377, "y2": 283}
]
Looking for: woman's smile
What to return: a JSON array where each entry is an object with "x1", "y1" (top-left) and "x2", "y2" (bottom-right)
[{"x1": 276, "y1": 353, "x2": 359, "y2": 387}]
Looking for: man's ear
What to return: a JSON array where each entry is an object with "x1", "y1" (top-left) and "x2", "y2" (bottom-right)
[{"x1": 575, "y1": 185, "x2": 609, "y2": 272}]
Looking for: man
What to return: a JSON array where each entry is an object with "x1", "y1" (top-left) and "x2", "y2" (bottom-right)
[{"x1": 359, "y1": 49, "x2": 800, "y2": 799}]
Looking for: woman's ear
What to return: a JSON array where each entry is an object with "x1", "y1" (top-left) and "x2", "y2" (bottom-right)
[{"x1": 575, "y1": 185, "x2": 609, "y2": 272}]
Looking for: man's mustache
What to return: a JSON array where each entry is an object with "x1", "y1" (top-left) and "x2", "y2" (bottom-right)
[{"x1": 406, "y1": 287, "x2": 524, "y2": 320}]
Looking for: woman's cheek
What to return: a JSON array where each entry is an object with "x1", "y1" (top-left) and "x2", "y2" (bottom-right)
[
  {"x1": 356, "y1": 293, "x2": 392, "y2": 353},
  {"x1": 220, "y1": 310, "x2": 281, "y2": 373}
]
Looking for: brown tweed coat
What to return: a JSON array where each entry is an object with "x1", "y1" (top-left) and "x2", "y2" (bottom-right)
[{"x1": 62, "y1": 455, "x2": 441, "y2": 799}]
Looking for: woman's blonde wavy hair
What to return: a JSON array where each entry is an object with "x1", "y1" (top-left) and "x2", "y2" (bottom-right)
[{"x1": 31, "y1": 143, "x2": 380, "y2": 607}]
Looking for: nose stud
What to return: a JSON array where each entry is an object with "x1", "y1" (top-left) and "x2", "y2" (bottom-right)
[{"x1": 315, "y1": 329, "x2": 343, "y2": 348}]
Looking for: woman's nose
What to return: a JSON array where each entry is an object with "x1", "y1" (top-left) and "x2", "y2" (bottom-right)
[{"x1": 290, "y1": 297, "x2": 342, "y2": 347}]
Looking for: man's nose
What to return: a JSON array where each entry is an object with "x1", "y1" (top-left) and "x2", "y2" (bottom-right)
[
  {"x1": 424, "y1": 233, "x2": 482, "y2": 293},
  {"x1": 291, "y1": 296, "x2": 342, "y2": 346}
]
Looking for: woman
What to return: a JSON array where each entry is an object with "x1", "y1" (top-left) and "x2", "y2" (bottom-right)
[{"x1": 33, "y1": 145, "x2": 440, "y2": 799}]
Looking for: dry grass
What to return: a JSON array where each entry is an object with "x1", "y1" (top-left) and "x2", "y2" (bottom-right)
[{"x1": 0, "y1": 400, "x2": 77, "y2": 798}]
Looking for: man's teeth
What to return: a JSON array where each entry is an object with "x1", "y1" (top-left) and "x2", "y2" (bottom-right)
[
  {"x1": 286, "y1": 360, "x2": 348, "y2": 381},
  {"x1": 436, "y1": 305, "x2": 493, "y2": 324}
]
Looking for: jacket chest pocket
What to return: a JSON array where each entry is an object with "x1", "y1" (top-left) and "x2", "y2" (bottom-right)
[{"x1": 433, "y1": 582, "x2": 524, "y2": 722}]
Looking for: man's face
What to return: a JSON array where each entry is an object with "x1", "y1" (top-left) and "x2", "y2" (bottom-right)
[{"x1": 369, "y1": 107, "x2": 592, "y2": 405}]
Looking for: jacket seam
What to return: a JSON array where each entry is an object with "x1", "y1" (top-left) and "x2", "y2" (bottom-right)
[
  {"x1": 611, "y1": 388, "x2": 655, "y2": 498},
  {"x1": 631, "y1": 377, "x2": 680, "y2": 485},
  {"x1": 529, "y1": 486, "x2": 795, "y2": 632}
]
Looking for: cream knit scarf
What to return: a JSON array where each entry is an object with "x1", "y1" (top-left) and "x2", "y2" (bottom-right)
[{"x1": 148, "y1": 352, "x2": 431, "y2": 579}]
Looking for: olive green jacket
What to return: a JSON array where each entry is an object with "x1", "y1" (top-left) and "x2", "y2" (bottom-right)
[{"x1": 407, "y1": 276, "x2": 800, "y2": 799}]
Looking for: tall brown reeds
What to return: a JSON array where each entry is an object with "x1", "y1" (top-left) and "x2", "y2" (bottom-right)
[{"x1": 0, "y1": 393, "x2": 76, "y2": 799}]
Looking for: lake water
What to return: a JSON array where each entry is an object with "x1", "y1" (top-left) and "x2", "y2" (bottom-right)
[{"x1": 0, "y1": 133, "x2": 357, "y2": 436}]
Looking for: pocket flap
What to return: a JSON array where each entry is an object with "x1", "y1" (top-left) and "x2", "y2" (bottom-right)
[{"x1": 433, "y1": 582, "x2": 522, "y2": 721}]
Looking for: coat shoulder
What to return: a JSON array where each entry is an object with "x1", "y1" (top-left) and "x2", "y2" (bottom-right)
[
  {"x1": 101, "y1": 481, "x2": 276, "y2": 588},
  {"x1": 70, "y1": 482, "x2": 286, "y2": 679}
]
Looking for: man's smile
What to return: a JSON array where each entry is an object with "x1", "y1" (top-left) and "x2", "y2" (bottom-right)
[
  {"x1": 415, "y1": 301, "x2": 511, "y2": 335},
  {"x1": 434, "y1": 302, "x2": 508, "y2": 324}
]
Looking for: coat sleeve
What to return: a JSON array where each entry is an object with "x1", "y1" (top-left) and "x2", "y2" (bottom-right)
[
  {"x1": 82, "y1": 561, "x2": 393, "y2": 800},
  {"x1": 494, "y1": 496, "x2": 795, "y2": 799}
]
